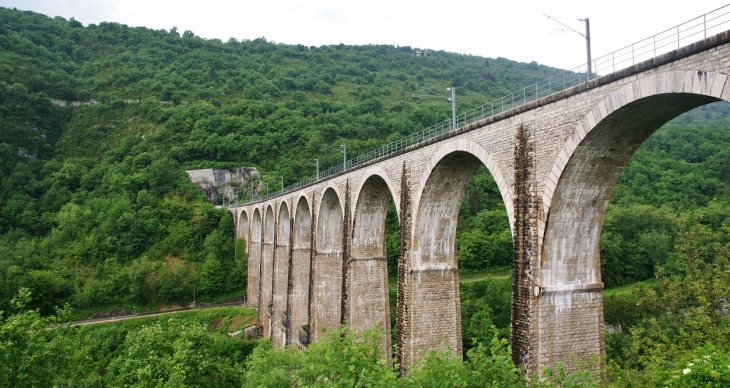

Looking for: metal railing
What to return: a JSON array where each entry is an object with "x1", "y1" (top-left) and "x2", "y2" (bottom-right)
[{"x1": 232, "y1": 4, "x2": 730, "y2": 207}]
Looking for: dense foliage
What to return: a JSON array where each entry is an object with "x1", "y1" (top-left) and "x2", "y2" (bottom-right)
[
  {"x1": 1, "y1": 6, "x2": 730, "y2": 386},
  {"x1": 603, "y1": 218, "x2": 730, "y2": 386},
  {"x1": 0, "y1": 7, "x2": 567, "y2": 315},
  {"x1": 0, "y1": 297, "x2": 258, "y2": 387},
  {"x1": 4, "y1": 236, "x2": 728, "y2": 387}
]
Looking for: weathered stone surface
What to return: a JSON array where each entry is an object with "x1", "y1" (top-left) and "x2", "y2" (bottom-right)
[
  {"x1": 186, "y1": 167, "x2": 261, "y2": 204},
  {"x1": 350, "y1": 174, "x2": 393, "y2": 363},
  {"x1": 271, "y1": 202, "x2": 290, "y2": 347},
  {"x1": 230, "y1": 31, "x2": 730, "y2": 376},
  {"x1": 260, "y1": 206, "x2": 275, "y2": 340},
  {"x1": 247, "y1": 210, "x2": 262, "y2": 308},
  {"x1": 244, "y1": 325, "x2": 262, "y2": 340},
  {"x1": 309, "y1": 188, "x2": 344, "y2": 342}
]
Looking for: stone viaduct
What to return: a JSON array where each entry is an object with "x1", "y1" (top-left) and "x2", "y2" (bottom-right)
[{"x1": 229, "y1": 30, "x2": 730, "y2": 375}]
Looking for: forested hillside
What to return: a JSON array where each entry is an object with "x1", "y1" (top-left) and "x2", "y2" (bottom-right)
[
  {"x1": 0, "y1": 7, "x2": 568, "y2": 315},
  {"x1": 1, "y1": 6, "x2": 729, "y2": 315}
]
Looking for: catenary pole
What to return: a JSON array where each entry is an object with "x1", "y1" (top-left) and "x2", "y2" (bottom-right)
[{"x1": 585, "y1": 18, "x2": 592, "y2": 80}]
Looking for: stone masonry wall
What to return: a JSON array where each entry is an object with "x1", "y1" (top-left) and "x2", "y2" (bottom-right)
[
  {"x1": 272, "y1": 204, "x2": 290, "y2": 347},
  {"x1": 310, "y1": 252, "x2": 343, "y2": 342},
  {"x1": 247, "y1": 209, "x2": 262, "y2": 308}
]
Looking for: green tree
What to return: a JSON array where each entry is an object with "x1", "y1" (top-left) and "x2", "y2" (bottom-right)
[
  {"x1": 198, "y1": 256, "x2": 224, "y2": 296},
  {"x1": 107, "y1": 317, "x2": 244, "y2": 387},
  {"x1": 0, "y1": 288, "x2": 74, "y2": 387}
]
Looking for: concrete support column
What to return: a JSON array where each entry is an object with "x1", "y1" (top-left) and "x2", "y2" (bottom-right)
[
  {"x1": 534, "y1": 289, "x2": 605, "y2": 374},
  {"x1": 400, "y1": 266, "x2": 462, "y2": 368},
  {"x1": 289, "y1": 246, "x2": 311, "y2": 345},
  {"x1": 289, "y1": 196, "x2": 312, "y2": 347},
  {"x1": 260, "y1": 206, "x2": 275, "y2": 340},
  {"x1": 310, "y1": 252, "x2": 343, "y2": 342},
  {"x1": 309, "y1": 188, "x2": 344, "y2": 342},
  {"x1": 272, "y1": 203, "x2": 291, "y2": 347},
  {"x1": 260, "y1": 241, "x2": 274, "y2": 339},
  {"x1": 347, "y1": 256, "x2": 391, "y2": 362},
  {"x1": 248, "y1": 209, "x2": 262, "y2": 308},
  {"x1": 350, "y1": 175, "x2": 393, "y2": 362}
]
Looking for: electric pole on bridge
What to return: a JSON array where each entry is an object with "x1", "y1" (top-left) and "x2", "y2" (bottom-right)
[
  {"x1": 448, "y1": 87, "x2": 457, "y2": 130},
  {"x1": 413, "y1": 86, "x2": 458, "y2": 130},
  {"x1": 321, "y1": 144, "x2": 347, "y2": 172},
  {"x1": 584, "y1": 18, "x2": 592, "y2": 80},
  {"x1": 544, "y1": 14, "x2": 593, "y2": 80}
]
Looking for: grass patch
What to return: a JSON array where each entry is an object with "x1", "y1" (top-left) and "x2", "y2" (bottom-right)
[
  {"x1": 603, "y1": 278, "x2": 657, "y2": 297},
  {"x1": 76, "y1": 306, "x2": 258, "y2": 334},
  {"x1": 387, "y1": 268, "x2": 513, "y2": 289},
  {"x1": 459, "y1": 268, "x2": 511, "y2": 282}
]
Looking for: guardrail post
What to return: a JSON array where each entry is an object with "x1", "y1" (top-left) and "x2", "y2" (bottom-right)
[
  {"x1": 677, "y1": 26, "x2": 680, "y2": 49},
  {"x1": 631, "y1": 44, "x2": 635, "y2": 66}
]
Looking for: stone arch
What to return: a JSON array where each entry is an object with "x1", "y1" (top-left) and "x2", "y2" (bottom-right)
[
  {"x1": 400, "y1": 139, "x2": 511, "y2": 370},
  {"x1": 251, "y1": 207, "x2": 263, "y2": 243},
  {"x1": 316, "y1": 185, "x2": 345, "y2": 253},
  {"x1": 227, "y1": 208, "x2": 237, "y2": 235},
  {"x1": 540, "y1": 70, "x2": 728, "y2": 286},
  {"x1": 261, "y1": 204, "x2": 276, "y2": 339},
  {"x1": 315, "y1": 182, "x2": 345, "y2": 224},
  {"x1": 353, "y1": 166, "x2": 400, "y2": 217},
  {"x1": 264, "y1": 205, "x2": 275, "y2": 244},
  {"x1": 272, "y1": 201, "x2": 291, "y2": 347},
  {"x1": 412, "y1": 138, "x2": 514, "y2": 237},
  {"x1": 248, "y1": 208, "x2": 263, "y2": 306},
  {"x1": 293, "y1": 195, "x2": 312, "y2": 249},
  {"x1": 290, "y1": 195, "x2": 312, "y2": 346},
  {"x1": 349, "y1": 170, "x2": 398, "y2": 362},
  {"x1": 352, "y1": 171, "x2": 397, "y2": 259},
  {"x1": 237, "y1": 209, "x2": 249, "y2": 240},
  {"x1": 411, "y1": 139, "x2": 512, "y2": 268},
  {"x1": 237, "y1": 210, "x2": 250, "y2": 293},
  {"x1": 277, "y1": 202, "x2": 290, "y2": 242},
  {"x1": 535, "y1": 70, "x2": 728, "y2": 375},
  {"x1": 310, "y1": 187, "x2": 345, "y2": 342}
]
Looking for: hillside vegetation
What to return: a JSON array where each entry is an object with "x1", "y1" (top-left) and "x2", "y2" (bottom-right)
[
  {"x1": 0, "y1": 7, "x2": 570, "y2": 314},
  {"x1": 0, "y1": 7, "x2": 729, "y2": 386}
]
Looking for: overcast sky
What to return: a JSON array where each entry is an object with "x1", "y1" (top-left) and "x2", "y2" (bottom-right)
[{"x1": 2, "y1": 0, "x2": 729, "y2": 71}]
